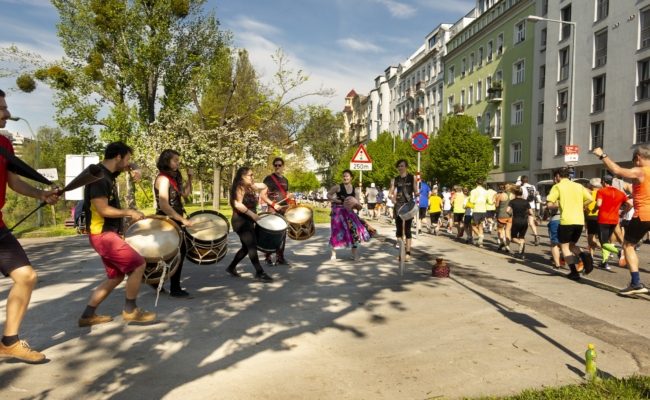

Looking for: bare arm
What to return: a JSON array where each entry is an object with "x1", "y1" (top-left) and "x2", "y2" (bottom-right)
[
  {"x1": 233, "y1": 186, "x2": 259, "y2": 221},
  {"x1": 155, "y1": 176, "x2": 191, "y2": 226},
  {"x1": 592, "y1": 147, "x2": 644, "y2": 182},
  {"x1": 7, "y1": 172, "x2": 58, "y2": 204},
  {"x1": 327, "y1": 185, "x2": 342, "y2": 204},
  {"x1": 91, "y1": 197, "x2": 143, "y2": 221}
]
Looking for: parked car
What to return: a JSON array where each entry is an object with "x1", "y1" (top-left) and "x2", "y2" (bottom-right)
[{"x1": 537, "y1": 178, "x2": 589, "y2": 220}]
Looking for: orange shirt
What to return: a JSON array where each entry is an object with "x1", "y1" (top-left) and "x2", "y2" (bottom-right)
[{"x1": 633, "y1": 166, "x2": 650, "y2": 221}]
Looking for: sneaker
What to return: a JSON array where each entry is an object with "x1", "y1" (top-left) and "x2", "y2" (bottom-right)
[
  {"x1": 566, "y1": 271, "x2": 581, "y2": 281},
  {"x1": 276, "y1": 258, "x2": 290, "y2": 266},
  {"x1": 264, "y1": 257, "x2": 275, "y2": 266},
  {"x1": 170, "y1": 289, "x2": 192, "y2": 299},
  {"x1": 533, "y1": 235, "x2": 540, "y2": 246},
  {"x1": 255, "y1": 272, "x2": 274, "y2": 283},
  {"x1": 619, "y1": 283, "x2": 649, "y2": 296},
  {"x1": 580, "y1": 252, "x2": 594, "y2": 275},
  {"x1": 405, "y1": 253, "x2": 411, "y2": 262},
  {"x1": 78, "y1": 314, "x2": 113, "y2": 327},
  {"x1": 122, "y1": 308, "x2": 156, "y2": 323},
  {"x1": 0, "y1": 340, "x2": 46, "y2": 363}
]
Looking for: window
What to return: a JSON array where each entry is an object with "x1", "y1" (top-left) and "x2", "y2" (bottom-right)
[
  {"x1": 461, "y1": 58, "x2": 466, "y2": 76},
  {"x1": 594, "y1": 29, "x2": 607, "y2": 68},
  {"x1": 512, "y1": 102, "x2": 524, "y2": 125},
  {"x1": 540, "y1": 28, "x2": 547, "y2": 50},
  {"x1": 559, "y1": 47, "x2": 570, "y2": 81},
  {"x1": 447, "y1": 95, "x2": 454, "y2": 113},
  {"x1": 476, "y1": 115, "x2": 482, "y2": 131},
  {"x1": 460, "y1": 89, "x2": 465, "y2": 106},
  {"x1": 642, "y1": 8, "x2": 650, "y2": 50},
  {"x1": 561, "y1": 6, "x2": 572, "y2": 41},
  {"x1": 470, "y1": 53, "x2": 475, "y2": 72},
  {"x1": 596, "y1": 0, "x2": 608, "y2": 21},
  {"x1": 591, "y1": 121, "x2": 604, "y2": 149},
  {"x1": 495, "y1": 70, "x2": 503, "y2": 83},
  {"x1": 539, "y1": 65, "x2": 546, "y2": 88},
  {"x1": 510, "y1": 142, "x2": 522, "y2": 164},
  {"x1": 497, "y1": 33, "x2": 504, "y2": 55},
  {"x1": 493, "y1": 144, "x2": 501, "y2": 166},
  {"x1": 478, "y1": 47, "x2": 484, "y2": 66},
  {"x1": 542, "y1": 0, "x2": 548, "y2": 15},
  {"x1": 468, "y1": 86, "x2": 474, "y2": 105},
  {"x1": 638, "y1": 58, "x2": 650, "y2": 101},
  {"x1": 637, "y1": 111, "x2": 650, "y2": 143},
  {"x1": 486, "y1": 76, "x2": 492, "y2": 97},
  {"x1": 485, "y1": 112, "x2": 491, "y2": 134},
  {"x1": 513, "y1": 60, "x2": 525, "y2": 84},
  {"x1": 477, "y1": 81, "x2": 482, "y2": 102},
  {"x1": 428, "y1": 34, "x2": 437, "y2": 49},
  {"x1": 538, "y1": 101, "x2": 545, "y2": 125},
  {"x1": 557, "y1": 90, "x2": 568, "y2": 122},
  {"x1": 537, "y1": 136, "x2": 543, "y2": 161},
  {"x1": 487, "y1": 41, "x2": 494, "y2": 61},
  {"x1": 592, "y1": 75, "x2": 606, "y2": 113},
  {"x1": 448, "y1": 66, "x2": 455, "y2": 84},
  {"x1": 514, "y1": 21, "x2": 526, "y2": 44},
  {"x1": 556, "y1": 130, "x2": 567, "y2": 155}
]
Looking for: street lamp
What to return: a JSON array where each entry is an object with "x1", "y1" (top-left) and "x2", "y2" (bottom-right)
[
  {"x1": 9, "y1": 116, "x2": 42, "y2": 226},
  {"x1": 527, "y1": 15, "x2": 577, "y2": 147}
]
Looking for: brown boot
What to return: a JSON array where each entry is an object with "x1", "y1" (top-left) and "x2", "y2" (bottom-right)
[
  {"x1": 122, "y1": 308, "x2": 156, "y2": 323},
  {"x1": 0, "y1": 340, "x2": 46, "y2": 363},
  {"x1": 78, "y1": 314, "x2": 113, "y2": 327}
]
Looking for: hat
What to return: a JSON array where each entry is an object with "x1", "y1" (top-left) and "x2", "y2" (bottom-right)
[
  {"x1": 603, "y1": 174, "x2": 614, "y2": 184},
  {"x1": 589, "y1": 177, "x2": 602, "y2": 188},
  {"x1": 370, "y1": 182, "x2": 375, "y2": 188}
]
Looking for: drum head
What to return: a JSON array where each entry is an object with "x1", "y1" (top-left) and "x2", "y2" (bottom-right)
[
  {"x1": 257, "y1": 214, "x2": 288, "y2": 231},
  {"x1": 397, "y1": 200, "x2": 418, "y2": 220},
  {"x1": 124, "y1": 217, "x2": 181, "y2": 260},
  {"x1": 185, "y1": 210, "x2": 229, "y2": 241},
  {"x1": 285, "y1": 206, "x2": 313, "y2": 224}
]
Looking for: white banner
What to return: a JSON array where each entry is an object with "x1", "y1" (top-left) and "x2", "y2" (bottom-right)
[{"x1": 350, "y1": 162, "x2": 372, "y2": 171}]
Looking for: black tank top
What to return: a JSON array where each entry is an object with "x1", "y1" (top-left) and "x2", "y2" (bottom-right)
[
  {"x1": 337, "y1": 184, "x2": 355, "y2": 202},
  {"x1": 155, "y1": 173, "x2": 184, "y2": 218}
]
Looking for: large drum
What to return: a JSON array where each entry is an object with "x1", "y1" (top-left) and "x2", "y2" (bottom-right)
[
  {"x1": 184, "y1": 210, "x2": 230, "y2": 265},
  {"x1": 124, "y1": 215, "x2": 182, "y2": 284},
  {"x1": 256, "y1": 213, "x2": 288, "y2": 252},
  {"x1": 397, "y1": 199, "x2": 418, "y2": 221},
  {"x1": 284, "y1": 205, "x2": 315, "y2": 240}
]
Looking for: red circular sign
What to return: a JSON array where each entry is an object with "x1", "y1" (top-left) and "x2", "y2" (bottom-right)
[{"x1": 411, "y1": 131, "x2": 429, "y2": 152}]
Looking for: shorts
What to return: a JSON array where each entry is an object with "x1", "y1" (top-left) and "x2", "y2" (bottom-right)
[
  {"x1": 429, "y1": 212, "x2": 441, "y2": 223},
  {"x1": 548, "y1": 219, "x2": 560, "y2": 245},
  {"x1": 463, "y1": 215, "x2": 473, "y2": 226},
  {"x1": 599, "y1": 223, "x2": 617, "y2": 244},
  {"x1": 0, "y1": 227, "x2": 31, "y2": 277},
  {"x1": 367, "y1": 203, "x2": 377, "y2": 210},
  {"x1": 624, "y1": 217, "x2": 650, "y2": 244},
  {"x1": 89, "y1": 231, "x2": 145, "y2": 279},
  {"x1": 486, "y1": 210, "x2": 496, "y2": 219},
  {"x1": 419, "y1": 207, "x2": 428, "y2": 219},
  {"x1": 586, "y1": 218, "x2": 599, "y2": 235},
  {"x1": 497, "y1": 217, "x2": 511, "y2": 226},
  {"x1": 510, "y1": 221, "x2": 529, "y2": 239},
  {"x1": 395, "y1": 215, "x2": 413, "y2": 239},
  {"x1": 558, "y1": 224, "x2": 583, "y2": 244},
  {"x1": 453, "y1": 213, "x2": 464, "y2": 223},
  {"x1": 472, "y1": 212, "x2": 486, "y2": 225}
]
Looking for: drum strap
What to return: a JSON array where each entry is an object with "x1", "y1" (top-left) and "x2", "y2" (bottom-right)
[{"x1": 270, "y1": 174, "x2": 294, "y2": 206}]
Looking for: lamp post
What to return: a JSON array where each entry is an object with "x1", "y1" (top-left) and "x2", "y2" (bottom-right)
[
  {"x1": 9, "y1": 116, "x2": 42, "y2": 226},
  {"x1": 527, "y1": 15, "x2": 577, "y2": 147}
]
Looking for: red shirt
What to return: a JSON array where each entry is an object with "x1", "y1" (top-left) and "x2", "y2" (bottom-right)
[
  {"x1": 596, "y1": 186, "x2": 627, "y2": 224},
  {"x1": 0, "y1": 135, "x2": 14, "y2": 229}
]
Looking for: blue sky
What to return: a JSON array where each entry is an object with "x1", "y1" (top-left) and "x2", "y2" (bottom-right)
[{"x1": 0, "y1": 0, "x2": 474, "y2": 136}]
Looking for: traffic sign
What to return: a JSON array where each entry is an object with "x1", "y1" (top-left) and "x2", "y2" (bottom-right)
[
  {"x1": 411, "y1": 131, "x2": 429, "y2": 152},
  {"x1": 350, "y1": 162, "x2": 372, "y2": 171},
  {"x1": 351, "y1": 144, "x2": 372, "y2": 163},
  {"x1": 564, "y1": 144, "x2": 579, "y2": 163}
]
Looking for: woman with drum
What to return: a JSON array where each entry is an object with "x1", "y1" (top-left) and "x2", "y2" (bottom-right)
[
  {"x1": 327, "y1": 169, "x2": 370, "y2": 261},
  {"x1": 225, "y1": 167, "x2": 273, "y2": 282},
  {"x1": 154, "y1": 149, "x2": 194, "y2": 298},
  {"x1": 390, "y1": 159, "x2": 418, "y2": 262}
]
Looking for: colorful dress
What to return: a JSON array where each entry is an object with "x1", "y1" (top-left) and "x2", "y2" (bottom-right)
[{"x1": 330, "y1": 184, "x2": 370, "y2": 249}]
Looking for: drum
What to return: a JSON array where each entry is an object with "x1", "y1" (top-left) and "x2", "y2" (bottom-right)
[
  {"x1": 397, "y1": 199, "x2": 418, "y2": 221},
  {"x1": 124, "y1": 215, "x2": 182, "y2": 284},
  {"x1": 184, "y1": 210, "x2": 230, "y2": 265},
  {"x1": 284, "y1": 205, "x2": 315, "y2": 240},
  {"x1": 256, "y1": 213, "x2": 288, "y2": 252}
]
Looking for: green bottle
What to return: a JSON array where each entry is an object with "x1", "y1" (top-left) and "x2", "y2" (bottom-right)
[{"x1": 585, "y1": 343, "x2": 598, "y2": 380}]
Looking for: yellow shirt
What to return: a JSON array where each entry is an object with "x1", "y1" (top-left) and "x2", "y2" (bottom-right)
[
  {"x1": 453, "y1": 192, "x2": 465, "y2": 213},
  {"x1": 546, "y1": 179, "x2": 593, "y2": 225},
  {"x1": 486, "y1": 189, "x2": 497, "y2": 211},
  {"x1": 586, "y1": 189, "x2": 599, "y2": 217},
  {"x1": 469, "y1": 186, "x2": 488, "y2": 213},
  {"x1": 428, "y1": 194, "x2": 442, "y2": 213}
]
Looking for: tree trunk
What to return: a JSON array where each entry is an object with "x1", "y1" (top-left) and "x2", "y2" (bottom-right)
[{"x1": 213, "y1": 163, "x2": 221, "y2": 210}]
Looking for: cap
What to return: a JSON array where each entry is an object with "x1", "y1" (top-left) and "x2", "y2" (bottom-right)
[
  {"x1": 603, "y1": 174, "x2": 613, "y2": 184},
  {"x1": 589, "y1": 177, "x2": 602, "y2": 188},
  {"x1": 370, "y1": 182, "x2": 375, "y2": 188}
]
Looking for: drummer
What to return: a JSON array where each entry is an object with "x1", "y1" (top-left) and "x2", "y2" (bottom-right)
[
  {"x1": 390, "y1": 159, "x2": 418, "y2": 261},
  {"x1": 260, "y1": 157, "x2": 292, "y2": 266},
  {"x1": 78, "y1": 142, "x2": 156, "y2": 327},
  {"x1": 225, "y1": 167, "x2": 273, "y2": 282},
  {"x1": 153, "y1": 149, "x2": 193, "y2": 298}
]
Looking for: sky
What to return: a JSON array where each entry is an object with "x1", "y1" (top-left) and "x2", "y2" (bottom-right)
[{"x1": 0, "y1": 0, "x2": 475, "y2": 137}]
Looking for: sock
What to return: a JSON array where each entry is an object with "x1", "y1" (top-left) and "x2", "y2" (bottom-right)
[
  {"x1": 1, "y1": 335, "x2": 19, "y2": 347},
  {"x1": 602, "y1": 243, "x2": 619, "y2": 255},
  {"x1": 631, "y1": 272, "x2": 641, "y2": 286},
  {"x1": 124, "y1": 298, "x2": 137, "y2": 313},
  {"x1": 81, "y1": 305, "x2": 97, "y2": 319}
]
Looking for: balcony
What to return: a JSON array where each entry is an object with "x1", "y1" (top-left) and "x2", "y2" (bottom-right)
[
  {"x1": 485, "y1": 126, "x2": 501, "y2": 140},
  {"x1": 453, "y1": 104, "x2": 465, "y2": 115},
  {"x1": 406, "y1": 88, "x2": 414, "y2": 100},
  {"x1": 487, "y1": 81, "x2": 503, "y2": 103},
  {"x1": 416, "y1": 107, "x2": 425, "y2": 120},
  {"x1": 416, "y1": 81, "x2": 425, "y2": 95}
]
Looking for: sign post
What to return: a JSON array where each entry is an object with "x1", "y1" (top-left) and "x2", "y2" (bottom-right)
[
  {"x1": 564, "y1": 145, "x2": 579, "y2": 165},
  {"x1": 411, "y1": 131, "x2": 429, "y2": 239},
  {"x1": 350, "y1": 144, "x2": 373, "y2": 210}
]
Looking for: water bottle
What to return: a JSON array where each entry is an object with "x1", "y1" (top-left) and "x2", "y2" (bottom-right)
[{"x1": 585, "y1": 343, "x2": 598, "y2": 380}]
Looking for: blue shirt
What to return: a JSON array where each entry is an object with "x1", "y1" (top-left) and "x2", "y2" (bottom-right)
[{"x1": 419, "y1": 182, "x2": 431, "y2": 208}]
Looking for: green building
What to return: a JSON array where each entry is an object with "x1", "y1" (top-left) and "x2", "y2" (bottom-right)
[{"x1": 444, "y1": 0, "x2": 536, "y2": 183}]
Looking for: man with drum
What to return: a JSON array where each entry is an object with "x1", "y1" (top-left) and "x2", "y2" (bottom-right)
[
  {"x1": 390, "y1": 159, "x2": 418, "y2": 262},
  {"x1": 78, "y1": 142, "x2": 156, "y2": 327},
  {"x1": 261, "y1": 157, "x2": 292, "y2": 266},
  {"x1": 0, "y1": 89, "x2": 60, "y2": 363}
]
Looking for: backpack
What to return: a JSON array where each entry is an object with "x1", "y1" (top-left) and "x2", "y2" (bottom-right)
[{"x1": 526, "y1": 185, "x2": 536, "y2": 202}]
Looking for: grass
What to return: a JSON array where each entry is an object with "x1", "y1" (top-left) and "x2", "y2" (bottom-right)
[
  {"x1": 13, "y1": 202, "x2": 333, "y2": 238},
  {"x1": 469, "y1": 375, "x2": 650, "y2": 400}
]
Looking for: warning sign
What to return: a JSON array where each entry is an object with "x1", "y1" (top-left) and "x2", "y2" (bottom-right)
[{"x1": 351, "y1": 144, "x2": 372, "y2": 163}]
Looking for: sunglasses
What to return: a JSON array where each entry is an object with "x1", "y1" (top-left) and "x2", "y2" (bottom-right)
[{"x1": 274, "y1": 163, "x2": 283, "y2": 167}]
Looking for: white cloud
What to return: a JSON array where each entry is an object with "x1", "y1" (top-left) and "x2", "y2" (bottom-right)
[
  {"x1": 375, "y1": 0, "x2": 417, "y2": 18},
  {"x1": 416, "y1": 0, "x2": 476, "y2": 15},
  {"x1": 337, "y1": 38, "x2": 383, "y2": 53},
  {"x1": 231, "y1": 16, "x2": 282, "y2": 36}
]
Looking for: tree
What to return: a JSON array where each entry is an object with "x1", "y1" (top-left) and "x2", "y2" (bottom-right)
[
  {"x1": 297, "y1": 106, "x2": 347, "y2": 187},
  {"x1": 425, "y1": 115, "x2": 492, "y2": 188},
  {"x1": 363, "y1": 132, "x2": 418, "y2": 189},
  {"x1": 285, "y1": 170, "x2": 320, "y2": 193}
]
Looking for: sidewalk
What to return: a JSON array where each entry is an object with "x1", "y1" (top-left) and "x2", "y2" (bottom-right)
[{"x1": 0, "y1": 223, "x2": 648, "y2": 399}]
